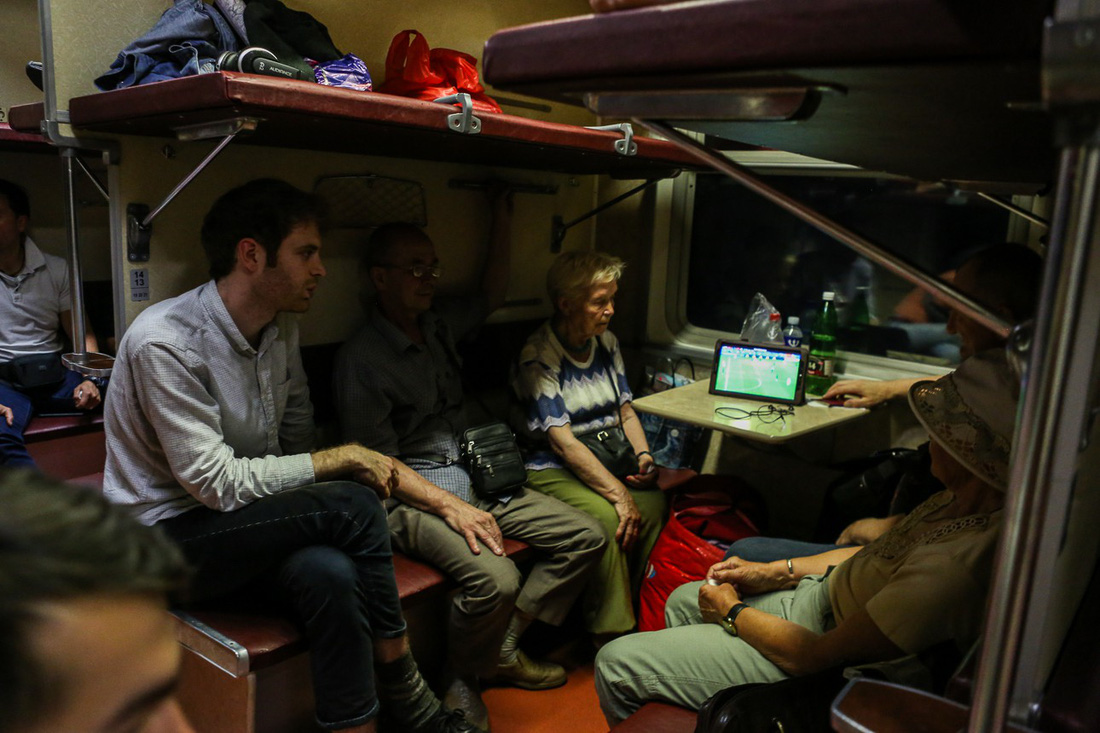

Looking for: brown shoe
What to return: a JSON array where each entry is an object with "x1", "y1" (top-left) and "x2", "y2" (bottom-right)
[
  {"x1": 443, "y1": 676, "x2": 490, "y2": 732},
  {"x1": 492, "y1": 650, "x2": 567, "y2": 690}
]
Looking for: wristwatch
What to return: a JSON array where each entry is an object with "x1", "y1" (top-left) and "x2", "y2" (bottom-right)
[{"x1": 718, "y1": 602, "x2": 749, "y2": 636}]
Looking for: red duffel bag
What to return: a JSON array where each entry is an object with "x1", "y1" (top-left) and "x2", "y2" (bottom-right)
[{"x1": 638, "y1": 480, "x2": 762, "y2": 631}]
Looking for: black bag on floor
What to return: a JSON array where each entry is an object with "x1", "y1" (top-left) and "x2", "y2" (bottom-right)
[
  {"x1": 813, "y1": 443, "x2": 942, "y2": 543},
  {"x1": 695, "y1": 667, "x2": 848, "y2": 733}
]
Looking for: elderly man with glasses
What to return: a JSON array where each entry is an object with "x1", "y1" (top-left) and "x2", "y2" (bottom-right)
[{"x1": 333, "y1": 194, "x2": 606, "y2": 732}]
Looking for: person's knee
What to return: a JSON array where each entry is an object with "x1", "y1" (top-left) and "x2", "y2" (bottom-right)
[
  {"x1": 281, "y1": 545, "x2": 358, "y2": 597},
  {"x1": 312, "y1": 480, "x2": 389, "y2": 533},
  {"x1": 665, "y1": 581, "x2": 700, "y2": 625},
  {"x1": 575, "y1": 513, "x2": 609, "y2": 554},
  {"x1": 594, "y1": 636, "x2": 644, "y2": 725},
  {"x1": 459, "y1": 560, "x2": 522, "y2": 617}
]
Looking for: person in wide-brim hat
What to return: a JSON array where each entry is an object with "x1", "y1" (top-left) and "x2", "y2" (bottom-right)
[
  {"x1": 909, "y1": 348, "x2": 1020, "y2": 491},
  {"x1": 595, "y1": 348, "x2": 1023, "y2": 725}
]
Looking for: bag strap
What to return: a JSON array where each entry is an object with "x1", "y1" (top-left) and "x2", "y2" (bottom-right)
[{"x1": 594, "y1": 337, "x2": 628, "y2": 432}]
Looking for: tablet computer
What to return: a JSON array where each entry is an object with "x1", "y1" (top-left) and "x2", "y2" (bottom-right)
[{"x1": 708, "y1": 340, "x2": 807, "y2": 406}]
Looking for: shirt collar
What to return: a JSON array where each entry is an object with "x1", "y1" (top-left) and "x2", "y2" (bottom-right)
[
  {"x1": 20, "y1": 237, "x2": 48, "y2": 276},
  {"x1": 199, "y1": 280, "x2": 280, "y2": 356},
  {"x1": 367, "y1": 300, "x2": 440, "y2": 354}
]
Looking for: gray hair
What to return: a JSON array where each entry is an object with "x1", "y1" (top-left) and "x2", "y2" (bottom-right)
[{"x1": 547, "y1": 250, "x2": 626, "y2": 308}]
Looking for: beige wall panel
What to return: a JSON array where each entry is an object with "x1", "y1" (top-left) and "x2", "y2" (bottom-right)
[
  {"x1": 114, "y1": 137, "x2": 598, "y2": 345},
  {"x1": 42, "y1": 0, "x2": 168, "y2": 113},
  {"x1": 0, "y1": 0, "x2": 43, "y2": 121}
]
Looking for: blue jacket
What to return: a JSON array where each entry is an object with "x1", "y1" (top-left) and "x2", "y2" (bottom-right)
[{"x1": 95, "y1": 0, "x2": 240, "y2": 90}]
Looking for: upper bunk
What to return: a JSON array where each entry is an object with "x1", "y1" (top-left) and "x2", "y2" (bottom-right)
[
  {"x1": 0, "y1": 122, "x2": 52, "y2": 154},
  {"x1": 6, "y1": 71, "x2": 702, "y2": 180},
  {"x1": 482, "y1": 0, "x2": 1056, "y2": 186}
]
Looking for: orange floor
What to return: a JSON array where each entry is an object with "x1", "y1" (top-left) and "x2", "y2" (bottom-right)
[{"x1": 482, "y1": 662, "x2": 609, "y2": 733}]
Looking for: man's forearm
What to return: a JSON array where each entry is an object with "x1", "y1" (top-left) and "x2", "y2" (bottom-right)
[
  {"x1": 389, "y1": 459, "x2": 457, "y2": 515},
  {"x1": 312, "y1": 443, "x2": 369, "y2": 480}
]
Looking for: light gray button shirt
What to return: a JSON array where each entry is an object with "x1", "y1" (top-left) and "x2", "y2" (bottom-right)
[{"x1": 104, "y1": 281, "x2": 316, "y2": 525}]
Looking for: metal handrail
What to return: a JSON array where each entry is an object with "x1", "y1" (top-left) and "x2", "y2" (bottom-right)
[{"x1": 637, "y1": 120, "x2": 1015, "y2": 339}]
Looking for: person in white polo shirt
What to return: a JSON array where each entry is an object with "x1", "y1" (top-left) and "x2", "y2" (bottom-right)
[{"x1": 0, "y1": 178, "x2": 101, "y2": 469}]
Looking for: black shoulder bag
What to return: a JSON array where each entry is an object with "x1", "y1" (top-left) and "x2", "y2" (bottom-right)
[
  {"x1": 576, "y1": 339, "x2": 640, "y2": 479},
  {"x1": 430, "y1": 336, "x2": 528, "y2": 500},
  {"x1": 695, "y1": 667, "x2": 848, "y2": 733}
]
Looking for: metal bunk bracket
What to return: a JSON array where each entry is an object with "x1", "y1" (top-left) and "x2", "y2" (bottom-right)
[
  {"x1": 586, "y1": 123, "x2": 637, "y2": 156},
  {"x1": 128, "y1": 117, "x2": 260, "y2": 259},
  {"x1": 637, "y1": 119, "x2": 1015, "y2": 337},
  {"x1": 551, "y1": 179, "x2": 659, "y2": 252},
  {"x1": 434, "y1": 93, "x2": 482, "y2": 134}
]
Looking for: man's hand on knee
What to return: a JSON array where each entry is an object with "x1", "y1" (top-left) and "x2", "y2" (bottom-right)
[
  {"x1": 0, "y1": 403, "x2": 12, "y2": 426},
  {"x1": 442, "y1": 499, "x2": 505, "y2": 556}
]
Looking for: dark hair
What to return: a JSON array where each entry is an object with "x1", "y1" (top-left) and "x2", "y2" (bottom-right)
[
  {"x1": 363, "y1": 221, "x2": 431, "y2": 271},
  {"x1": 961, "y1": 243, "x2": 1044, "y2": 322},
  {"x1": 200, "y1": 178, "x2": 324, "y2": 280},
  {"x1": 0, "y1": 179, "x2": 30, "y2": 218},
  {"x1": 0, "y1": 471, "x2": 188, "y2": 733}
]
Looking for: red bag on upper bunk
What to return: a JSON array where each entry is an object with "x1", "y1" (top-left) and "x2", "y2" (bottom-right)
[
  {"x1": 638, "y1": 479, "x2": 763, "y2": 632},
  {"x1": 376, "y1": 30, "x2": 502, "y2": 113}
]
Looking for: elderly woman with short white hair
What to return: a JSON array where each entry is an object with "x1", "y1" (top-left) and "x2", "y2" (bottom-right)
[{"x1": 511, "y1": 251, "x2": 667, "y2": 639}]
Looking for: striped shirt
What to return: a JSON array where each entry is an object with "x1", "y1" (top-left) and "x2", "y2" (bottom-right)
[
  {"x1": 510, "y1": 322, "x2": 632, "y2": 471},
  {"x1": 103, "y1": 281, "x2": 316, "y2": 524}
]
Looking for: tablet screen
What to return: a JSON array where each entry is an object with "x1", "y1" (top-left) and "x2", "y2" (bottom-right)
[{"x1": 708, "y1": 341, "x2": 806, "y2": 405}]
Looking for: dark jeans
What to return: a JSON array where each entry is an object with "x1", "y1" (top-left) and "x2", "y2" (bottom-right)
[
  {"x1": 0, "y1": 371, "x2": 84, "y2": 468},
  {"x1": 724, "y1": 536, "x2": 842, "y2": 563},
  {"x1": 159, "y1": 481, "x2": 406, "y2": 730}
]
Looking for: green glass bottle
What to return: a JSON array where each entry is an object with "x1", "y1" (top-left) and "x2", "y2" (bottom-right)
[
  {"x1": 806, "y1": 291, "x2": 838, "y2": 395},
  {"x1": 848, "y1": 286, "x2": 871, "y2": 352}
]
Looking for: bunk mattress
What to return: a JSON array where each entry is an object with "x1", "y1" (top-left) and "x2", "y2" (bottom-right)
[{"x1": 482, "y1": 0, "x2": 1056, "y2": 184}]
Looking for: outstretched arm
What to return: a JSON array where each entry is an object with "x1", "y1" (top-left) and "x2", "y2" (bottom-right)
[{"x1": 822, "y1": 377, "x2": 925, "y2": 408}]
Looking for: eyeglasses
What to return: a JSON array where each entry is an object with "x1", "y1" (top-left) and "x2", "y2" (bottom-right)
[
  {"x1": 714, "y1": 404, "x2": 794, "y2": 424},
  {"x1": 378, "y1": 264, "x2": 443, "y2": 279}
]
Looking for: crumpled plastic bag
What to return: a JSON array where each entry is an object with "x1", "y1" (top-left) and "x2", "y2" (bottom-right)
[
  {"x1": 740, "y1": 292, "x2": 782, "y2": 343},
  {"x1": 312, "y1": 53, "x2": 372, "y2": 91}
]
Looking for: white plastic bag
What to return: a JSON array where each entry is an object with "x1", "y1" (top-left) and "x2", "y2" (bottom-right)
[{"x1": 740, "y1": 292, "x2": 782, "y2": 343}]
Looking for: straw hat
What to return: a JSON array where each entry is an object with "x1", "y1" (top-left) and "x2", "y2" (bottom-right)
[{"x1": 908, "y1": 349, "x2": 1020, "y2": 490}]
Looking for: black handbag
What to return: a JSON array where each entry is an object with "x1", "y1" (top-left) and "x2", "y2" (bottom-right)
[
  {"x1": 694, "y1": 667, "x2": 847, "y2": 733},
  {"x1": 577, "y1": 426, "x2": 640, "y2": 479},
  {"x1": 460, "y1": 422, "x2": 528, "y2": 499},
  {"x1": 1, "y1": 352, "x2": 66, "y2": 389},
  {"x1": 577, "y1": 339, "x2": 640, "y2": 479}
]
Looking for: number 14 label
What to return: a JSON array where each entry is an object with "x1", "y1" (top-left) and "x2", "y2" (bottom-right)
[{"x1": 130, "y1": 269, "x2": 150, "y2": 301}]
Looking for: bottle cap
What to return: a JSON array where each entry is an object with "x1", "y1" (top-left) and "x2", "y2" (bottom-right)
[
  {"x1": 823, "y1": 291, "x2": 835, "y2": 301},
  {"x1": 769, "y1": 312, "x2": 781, "y2": 320},
  {"x1": 788, "y1": 316, "x2": 800, "y2": 325}
]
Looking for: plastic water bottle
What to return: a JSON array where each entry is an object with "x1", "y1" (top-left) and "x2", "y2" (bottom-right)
[
  {"x1": 806, "y1": 292, "x2": 838, "y2": 395},
  {"x1": 783, "y1": 316, "x2": 804, "y2": 348},
  {"x1": 767, "y1": 311, "x2": 784, "y2": 344}
]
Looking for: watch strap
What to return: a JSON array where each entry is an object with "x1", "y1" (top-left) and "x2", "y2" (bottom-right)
[{"x1": 721, "y1": 601, "x2": 749, "y2": 636}]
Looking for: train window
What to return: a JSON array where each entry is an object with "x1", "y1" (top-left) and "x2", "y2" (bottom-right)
[{"x1": 685, "y1": 172, "x2": 1013, "y2": 367}]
